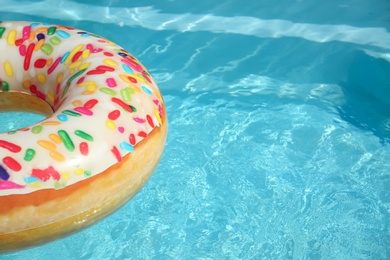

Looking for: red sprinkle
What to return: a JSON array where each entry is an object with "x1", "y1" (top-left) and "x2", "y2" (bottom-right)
[
  {"x1": 31, "y1": 166, "x2": 60, "y2": 182},
  {"x1": 147, "y1": 115, "x2": 155, "y2": 128},
  {"x1": 108, "y1": 110, "x2": 121, "y2": 120},
  {"x1": 19, "y1": 44, "x2": 26, "y2": 56},
  {"x1": 129, "y1": 134, "x2": 136, "y2": 145},
  {"x1": 72, "y1": 51, "x2": 82, "y2": 62},
  {"x1": 111, "y1": 146, "x2": 121, "y2": 162},
  {"x1": 15, "y1": 38, "x2": 24, "y2": 47},
  {"x1": 0, "y1": 140, "x2": 22, "y2": 153},
  {"x1": 3, "y1": 156, "x2": 22, "y2": 172},
  {"x1": 103, "y1": 51, "x2": 113, "y2": 57},
  {"x1": 127, "y1": 76, "x2": 137, "y2": 83},
  {"x1": 96, "y1": 65, "x2": 115, "y2": 72},
  {"x1": 48, "y1": 56, "x2": 61, "y2": 74},
  {"x1": 24, "y1": 43, "x2": 35, "y2": 71},
  {"x1": 79, "y1": 142, "x2": 89, "y2": 156},
  {"x1": 111, "y1": 97, "x2": 133, "y2": 113},
  {"x1": 84, "y1": 99, "x2": 98, "y2": 109},
  {"x1": 138, "y1": 131, "x2": 147, "y2": 138},
  {"x1": 34, "y1": 59, "x2": 47, "y2": 69},
  {"x1": 86, "y1": 69, "x2": 105, "y2": 75}
]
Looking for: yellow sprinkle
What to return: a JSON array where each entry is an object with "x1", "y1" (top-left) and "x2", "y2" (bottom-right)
[
  {"x1": 34, "y1": 39, "x2": 44, "y2": 51},
  {"x1": 132, "y1": 74, "x2": 148, "y2": 84},
  {"x1": 4, "y1": 62, "x2": 13, "y2": 77},
  {"x1": 49, "y1": 133, "x2": 62, "y2": 144},
  {"x1": 68, "y1": 60, "x2": 82, "y2": 69},
  {"x1": 79, "y1": 62, "x2": 90, "y2": 70},
  {"x1": 46, "y1": 57, "x2": 53, "y2": 66},
  {"x1": 41, "y1": 121, "x2": 61, "y2": 126},
  {"x1": 22, "y1": 80, "x2": 31, "y2": 89},
  {"x1": 154, "y1": 109, "x2": 162, "y2": 125},
  {"x1": 57, "y1": 72, "x2": 63, "y2": 83},
  {"x1": 28, "y1": 182, "x2": 42, "y2": 188},
  {"x1": 7, "y1": 30, "x2": 16, "y2": 46},
  {"x1": 46, "y1": 92, "x2": 54, "y2": 104},
  {"x1": 61, "y1": 172, "x2": 71, "y2": 180},
  {"x1": 77, "y1": 80, "x2": 95, "y2": 87},
  {"x1": 82, "y1": 49, "x2": 90, "y2": 59},
  {"x1": 131, "y1": 85, "x2": 142, "y2": 94},
  {"x1": 28, "y1": 31, "x2": 35, "y2": 42},
  {"x1": 72, "y1": 100, "x2": 82, "y2": 106},
  {"x1": 86, "y1": 84, "x2": 97, "y2": 92},
  {"x1": 119, "y1": 74, "x2": 131, "y2": 83},
  {"x1": 50, "y1": 151, "x2": 65, "y2": 162},
  {"x1": 38, "y1": 140, "x2": 56, "y2": 151},
  {"x1": 36, "y1": 27, "x2": 48, "y2": 33},
  {"x1": 37, "y1": 73, "x2": 46, "y2": 84},
  {"x1": 106, "y1": 120, "x2": 116, "y2": 129},
  {"x1": 103, "y1": 59, "x2": 118, "y2": 67},
  {"x1": 70, "y1": 69, "x2": 75, "y2": 74},
  {"x1": 75, "y1": 168, "x2": 84, "y2": 175},
  {"x1": 82, "y1": 91, "x2": 94, "y2": 95},
  {"x1": 64, "y1": 44, "x2": 84, "y2": 64}
]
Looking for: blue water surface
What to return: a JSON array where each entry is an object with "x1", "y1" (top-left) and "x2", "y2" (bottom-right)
[{"x1": 1, "y1": 0, "x2": 390, "y2": 259}]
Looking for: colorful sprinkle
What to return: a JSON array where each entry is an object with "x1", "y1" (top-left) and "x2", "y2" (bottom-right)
[
  {"x1": 74, "y1": 130, "x2": 94, "y2": 141},
  {"x1": 0, "y1": 140, "x2": 22, "y2": 153},
  {"x1": 79, "y1": 142, "x2": 89, "y2": 156},
  {"x1": 58, "y1": 130, "x2": 75, "y2": 152},
  {"x1": 24, "y1": 148, "x2": 36, "y2": 161},
  {"x1": 120, "y1": 142, "x2": 134, "y2": 152},
  {"x1": 3, "y1": 156, "x2": 22, "y2": 172},
  {"x1": 108, "y1": 110, "x2": 121, "y2": 120}
]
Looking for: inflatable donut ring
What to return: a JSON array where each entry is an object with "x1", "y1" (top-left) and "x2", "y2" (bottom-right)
[{"x1": 0, "y1": 21, "x2": 168, "y2": 252}]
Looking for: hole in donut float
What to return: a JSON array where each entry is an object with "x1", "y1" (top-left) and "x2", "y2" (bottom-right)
[{"x1": 0, "y1": 91, "x2": 53, "y2": 133}]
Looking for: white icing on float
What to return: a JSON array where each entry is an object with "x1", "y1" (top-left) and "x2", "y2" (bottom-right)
[{"x1": 0, "y1": 21, "x2": 167, "y2": 252}]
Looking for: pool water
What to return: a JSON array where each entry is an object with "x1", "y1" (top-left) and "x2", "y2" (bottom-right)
[{"x1": 1, "y1": 0, "x2": 390, "y2": 259}]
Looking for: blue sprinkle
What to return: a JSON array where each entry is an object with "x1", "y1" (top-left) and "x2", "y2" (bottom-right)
[
  {"x1": 30, "y1": 23, "x2": 40, "y2": 27},
  {"x1": 36, "y1": 33, "x2": 45, "y2": 41},
  {"x1": 61, "y1": 51, "x2": 70, "y2": 63},
  {"x1": 118, "y1": 52, "x2": 128, "y2": 57},
  {"x1": 56, "y1": 30, "x2": 71, "y2": 38},
  {"x1": 24, "y1": 176, "x2": 40, "y2": 183},
  {"x1": 81, "y1": 33, "x2": 90, "y2": 37},
  {"x1": 57, "y1": 114, "x2": 68, "y2": 122},
  {"x1": 122, "y1": 64, "x2": 133, "y2": 74},
  {"x1": 0, "y1": 165, "x2": 10, "y2": 180},
  {"x1": 120, "y1": 142, "x2": 134, "y2": 152},
  {"x1": 142, "y1": 86, "x2": 152, "y2": 95}
]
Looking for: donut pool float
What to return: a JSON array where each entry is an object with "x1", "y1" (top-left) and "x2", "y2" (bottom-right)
[{"x1": 0, "y1": 21, "x2": 168, "y2": 252}]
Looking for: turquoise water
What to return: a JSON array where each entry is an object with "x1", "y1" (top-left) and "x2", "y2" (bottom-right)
[{"x1": 1, "y1": 0, "x2": 390, "y2": 259}]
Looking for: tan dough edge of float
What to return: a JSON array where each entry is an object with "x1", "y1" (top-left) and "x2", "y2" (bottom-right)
[{"x1": 0, "y1": 111, "x2": 168, "y2": 253}]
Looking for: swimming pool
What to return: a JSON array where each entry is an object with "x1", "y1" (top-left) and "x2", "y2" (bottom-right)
[{"x1": 1, "y1": 0, "x2": 390, "y2": 258}]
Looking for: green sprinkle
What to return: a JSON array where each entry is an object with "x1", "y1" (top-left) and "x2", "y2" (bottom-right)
[
  {"x1": 47, "y1": 26, "x2": 57, "y2": 35},
  {"x1": 49, "y1": 36, "x2": 61, "y2": 45},
  {"x1": 74, "y1": 130, "x2": 94, "y2": 141},
  {"x1": 31, "y1": 125, "x2": 43, "y2": 134},
  {"x1": 54, "y1": 181, "x2": 66, "y2": 189},
  {"x1": 41, "y1": 44, "x2": 53, "y2": 55},
  {"x1": 130, "y1": 105, "x2": 137, "y2": 112},
  {"x1": 99, "y1": 88, "x2": 117, "y2": 96},
  {"x1": 0, "y1": 27, "x2": 5, "y2": 38},
  {"x1": 24, "y1": 148, "x2": 36, "y2": 161},
  {"x1": 58, "y1": 130, "x2": 75, "y2": 151},
  {"x1": 67, "y1": 68, "x2": 87, "y2": 84},
  {"x1": 1, "y1": 80, "x2": 9, "y2": 91},
  {"x1": 120, "y1": 87, "x2": 134, "y2": 102},
  {"x1": 84, "y1": 170, "x2": 91, "y2": 177},
  {"x1": 62, "y1": 110, "x2": 81, "y2": 117}
]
